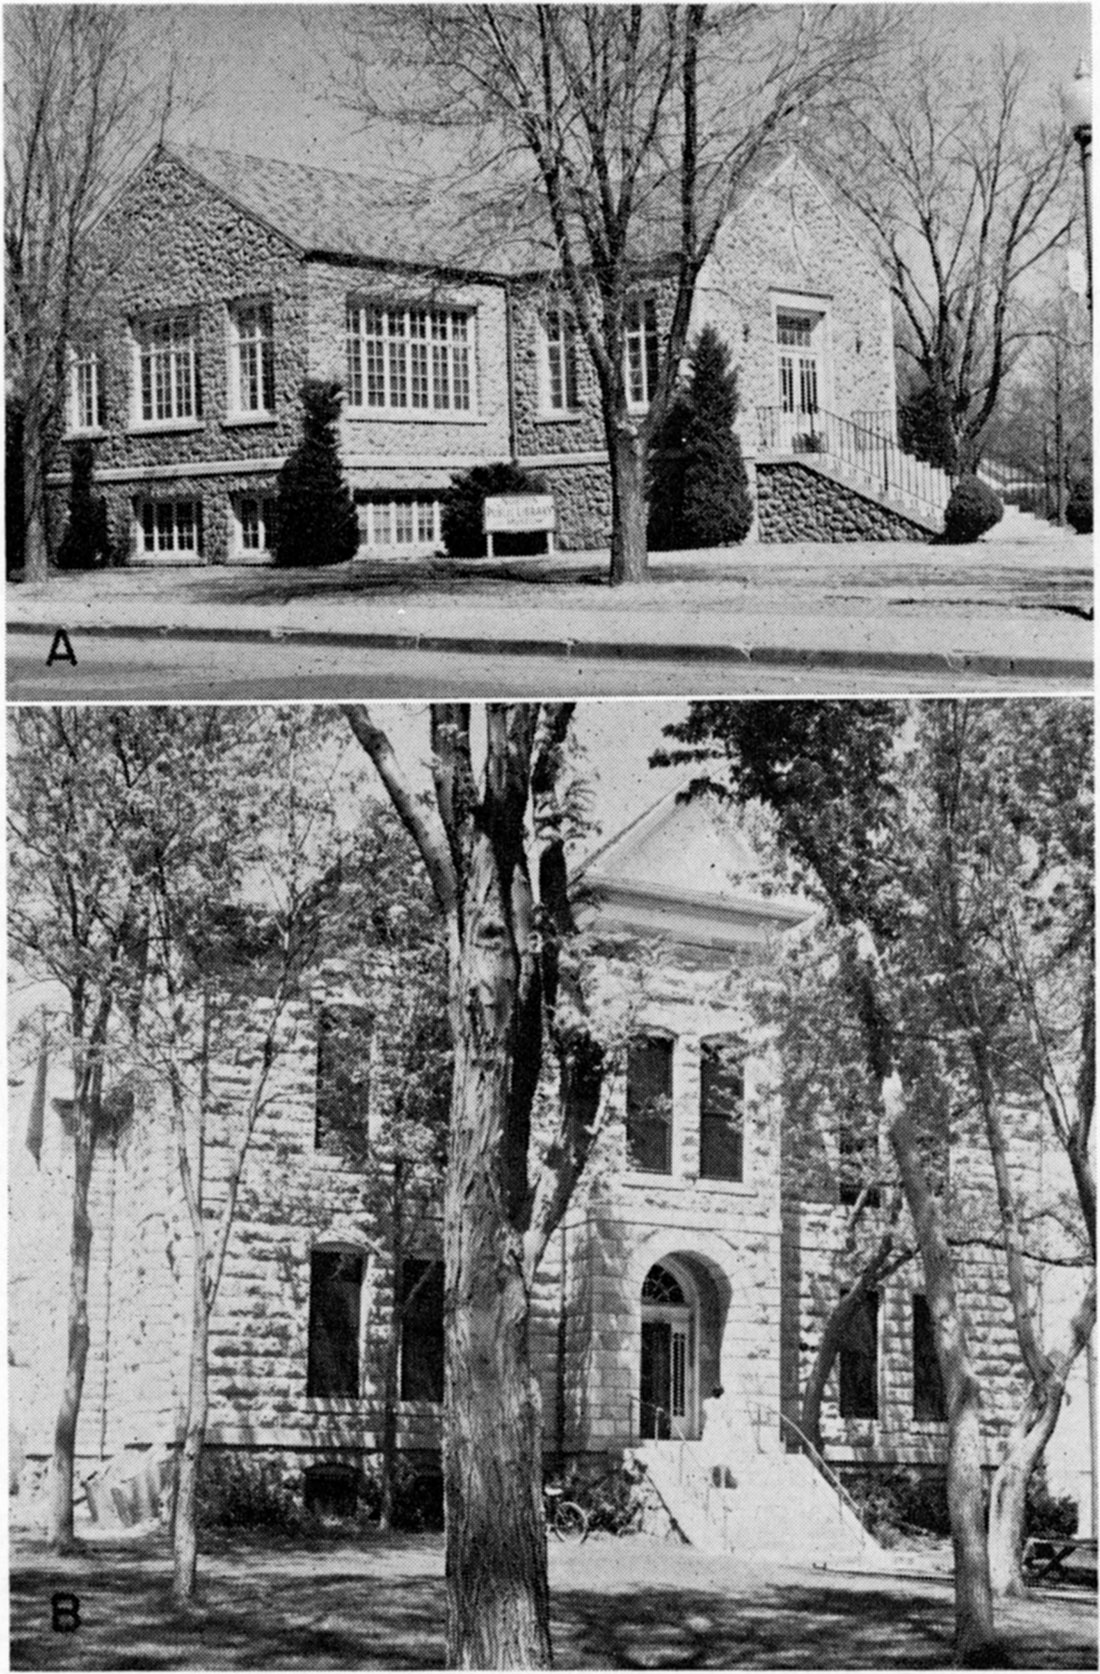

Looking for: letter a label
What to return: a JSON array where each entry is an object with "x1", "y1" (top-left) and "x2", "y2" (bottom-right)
[{"x1": 46, "y1": 629, "x2": 77, "y2": 667}]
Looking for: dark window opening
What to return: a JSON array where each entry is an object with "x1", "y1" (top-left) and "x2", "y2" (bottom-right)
[
  {"x1": 626, "y1": 1036, "x2": 673, "y2": 1174},
  {"x1": 641, "y1": 1262, "x2": 686, "y2": 1306},
  {"x1": 307, "y1": 1249, "x2": 363, "y2": 1398},
  {"x1": 838, "y1": 1289, "x2": 879, "y2": 1420},
  {"x1": 303, "y1": 1463, "x2": 359, "y2": 1518},
  {"x1": 700, "y1": 1038, "x2": 744, "y2": 1181},
  {"x1": 400, "y1": 1257, "x2": 444, "y2": 1403},
  {"x1": 315, "y1": 1004, "x2": 372, "y2": 1151},
  {"x1": 838, "y1": 1100, "x2": 881, "y2": 1208},
  {"x1": 913, "y1": 1294, "x2": 947, "y2": 1421}
]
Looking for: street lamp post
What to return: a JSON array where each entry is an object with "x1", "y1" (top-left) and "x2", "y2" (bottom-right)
[{"x1": 1067, "y1": 57, "x2": 1092, "y2": 316}]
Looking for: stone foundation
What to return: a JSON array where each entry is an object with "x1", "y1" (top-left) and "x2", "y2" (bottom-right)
[
  {"x1": 757, "y1": 462, "x2": 929, "y2": 543},
  {"x1": 538, "y1": 461, "x2": 613, "y2": 551}
]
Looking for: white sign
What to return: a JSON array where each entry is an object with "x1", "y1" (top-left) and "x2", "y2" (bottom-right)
[{"x1": 484, "y1": 494, "x2": 557, "y2": 534}]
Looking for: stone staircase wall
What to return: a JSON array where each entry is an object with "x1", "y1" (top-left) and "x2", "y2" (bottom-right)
[{"x1": 757, "y1": 461, "x2": 937, "y2": 543}]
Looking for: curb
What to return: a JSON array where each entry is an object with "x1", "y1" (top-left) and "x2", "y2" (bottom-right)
[{"x1": 6, "y1": 619, "x2": 1092, "y2": 682}]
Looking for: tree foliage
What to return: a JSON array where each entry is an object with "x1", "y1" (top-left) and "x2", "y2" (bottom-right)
[{"x1": 56, "y1": 439, "x2": 110, "y2": 571}]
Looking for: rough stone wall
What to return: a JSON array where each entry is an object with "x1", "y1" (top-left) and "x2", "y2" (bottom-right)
[
  {"x1": 757, "y1": 462, "x2": 927, "y2": 543},
  {"x1": 537, "y1": 460, "x2": 614, "y2": 550}
]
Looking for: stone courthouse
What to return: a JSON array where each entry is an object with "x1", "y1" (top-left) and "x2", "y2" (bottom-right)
[
  {"x1": 9, "y1": 794, "x2": 1090, "y2": 1553},
  {"x1": 46, "y1": 142, "x2": 953, "y2": 566}
]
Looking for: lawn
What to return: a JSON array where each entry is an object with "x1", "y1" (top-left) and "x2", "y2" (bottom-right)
[{"x1": 10, "y1": 1530, "x2": 1098, "y2": 1669}]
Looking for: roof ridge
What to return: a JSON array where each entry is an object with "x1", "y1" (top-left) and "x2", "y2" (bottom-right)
[{"x1": 169, "y1": 140, "x2": 428, "y2": 194}]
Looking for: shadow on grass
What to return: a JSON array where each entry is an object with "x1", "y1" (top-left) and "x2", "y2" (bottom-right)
[{"x1": 214, "y1": 556, "x2": 612, "y2": 605}]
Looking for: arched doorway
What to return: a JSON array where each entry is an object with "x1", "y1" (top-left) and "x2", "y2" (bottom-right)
[{"x1": 639, "y1": 1259, "x2": 697, "y2": 1440}]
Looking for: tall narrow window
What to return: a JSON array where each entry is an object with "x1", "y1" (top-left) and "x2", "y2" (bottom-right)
[
  {"x1": 626, "y1": 1036, "x2": 673, "y2": 1174},
  {"x1": 234, "y1": 494, "x2": 276, "y2": 556},
  {"x1": 544, "y1": 308, "x2": 579, "y2": 410},
  {"x1": 307, "y1": 1249, "x2": 363, "y2": 1397},
  {"x1": 229, "y1": 301, "x2": 274, "y2": 415},
  {"x1": 400, "y1": 1257, "x2": 444, "y2": 1402},
  {"x1": 315, "y1": 1005, "x2": 372, "y2": 1150},
  {"x1": 912, "y1": 1294, "x2": 947, "y2": 1421},
  {"x1": 838, "y1": 1290, "x2": 879, "y2": 1419},
  {"x1": 69, "y1": 346, "x2": 105, "y2": 432},
  {"x1": 625, "y1": 296, "x2": 660, "y2": 406},
  {"x1": 134, "y1": 312, "x2": 199, "y2": 423},
  {"x1": 776, "y1": 311, "x2": 818, "y2": 420},
  {"x1": 699, "y1": 1038, "x2": 744, "y2": 1181}
]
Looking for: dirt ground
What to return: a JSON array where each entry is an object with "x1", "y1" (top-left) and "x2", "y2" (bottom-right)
[{"x1": 9, "y1": 1529, "x2": 1098, "y2": 1670}]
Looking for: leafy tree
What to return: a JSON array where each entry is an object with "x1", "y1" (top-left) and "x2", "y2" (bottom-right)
[
  {"x1": 657, "y1": 701, "x2": 999, "y2": 1664},
  {"x1": 441, "y1": 461, "x2": 547, "y2": 559},
  {"x1": 343, "y1": 702, "x2": 608, "y2": 1667},
  {"x1": 648, "y1": 326, "x2": 752, "y2": 550},
  {"x1": 271, "y1": 380, "x2": 359, "y2": 568},
  {"x1": 56, "y1": 439, "x2": 110, "y2": 571}
]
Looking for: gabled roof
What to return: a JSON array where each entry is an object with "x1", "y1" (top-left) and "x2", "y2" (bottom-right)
[{"x1": 581, "y1": 787, "x2": 809, "y2": 953}]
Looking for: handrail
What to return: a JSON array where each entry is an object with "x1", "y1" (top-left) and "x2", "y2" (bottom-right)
[
  {"x1": 755, "y1": 405, "x2": 951, "y2": 519},
  {"x1": 776, "y1": 1411, "x2": 876, "y2": 1542},
  {"x1": 627, "y1": 1395, "x2": 730, "y2": 1553}
]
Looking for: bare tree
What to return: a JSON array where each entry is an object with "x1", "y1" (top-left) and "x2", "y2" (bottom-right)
[
  {"x1": 4, "y1": 5, "x2": 187, "y2": 580},
  {"x1": 821, "y1": 43, "x2": 1076, "y2": 474},
  {"x1": 344, "y1": 702, "x2": 606, "y2": 1668},
  {"x1": 343, "y1": 4, "x2": 889, "y2": 584}
]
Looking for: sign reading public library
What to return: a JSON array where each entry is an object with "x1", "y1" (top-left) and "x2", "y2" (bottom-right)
[{"x1": 483, "y1": 494, "x2": 556, "y2": 556}]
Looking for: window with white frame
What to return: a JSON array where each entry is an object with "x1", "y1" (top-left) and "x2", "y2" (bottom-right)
[
  {"x1": 228, "y1": 301, "x2": 274, "y2": 415},
  {"x1": 346, "y1": 304, "x2": 473, "y2": 413},
  {"x1": 543, "y1": 306, "x2": 580, "y2": 411},
  {"x1": 133, "y1": 312, "x2": 199, "y2": 423},
  {"x1": 626, "y1": 295, "x2": 660, "y2": 407},
  {"x1": 233, "y1": 493, "x2": 276, "y2": 556},
  {"x1": 68, "y1": 346, "x2": 105, "y2": 432},
  {"x1": 135, "y1": 498, "x2": 201, "y2": 559},
  {"x1": 776, "y1": 311, "x2": 820, "y2": 417},
  {"x1": 357, "y1": 496, "x2": 441, "y2": 551}
]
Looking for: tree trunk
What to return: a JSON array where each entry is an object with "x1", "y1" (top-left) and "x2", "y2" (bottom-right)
[
  {"x1": 444, "y1": 831, "x2": 551, "y2": 1669},
  {"x1": 380, "y1": 1169, "x2": 403, "y2": 1533},
  {"x1": 988, "y1": 1274, "x2": 1096, "y2": 1598},
  {"x1": 606, "y1": 419, "x2": 648, "y2": 586},
  {"x1": 889, "y1": 1095, "x2": 996, "y2": 1666},
  {"x1": 49, "y1": 1109, "x2": 95, "y2": 1550},
  {"x1": 21, "y1": 391, "x2": 49, "y2": 583},
  {"x1": 172, "y1": 1229, "x2": 210, "y2": 1605}
]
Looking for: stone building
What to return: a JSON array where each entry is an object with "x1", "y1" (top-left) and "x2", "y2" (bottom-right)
[
  {"x1": 9, "y1": 793, "x2": 1090, "y2": 1546},
  {"x1": 46, "y1": 144, "x2": 950, "y2": 564}
]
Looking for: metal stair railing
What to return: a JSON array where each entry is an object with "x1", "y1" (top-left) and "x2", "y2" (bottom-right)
[
  {"x1": 755, "y1": 406, "x2": 951, "y2": 520},
  {"x1": 629, "y1": 1395, "x2": 730, "y2": 1553},
  {"x1": 776, "y1": 1410, "x2": 878, "y2": 1544}
]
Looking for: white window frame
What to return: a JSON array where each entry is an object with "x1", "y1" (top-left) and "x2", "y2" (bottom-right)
[
  {"x1": 67, "y1": 345, "x2": 104, "y2": 434},
  {"x1": 231, "y1": 492, "x2": 276, "y2": 560},
  {"x1": 132, "y1": 310, "x2": 200, "y2": 427},
  {"x1": 357, "y1": 495, "x2": 441, "y2": 554},
  {"x1": 227, "y1": 300, "x2": 275, "y2": 419},
  {"x1": 133, "y1": 496, "x2": 201, "y2": 562},
  {"x1": 345, "y1": 303, "x2": 474, "y2": 415},
  {"x1": 770, "y1": 293, "x2": 832, "y2": 426},
  {"x1": 625, "y1": 294, "x2": 660, "y2": 409},
  {"x1": 542, "y1": 306, "x2": 580, "y2": 413}
]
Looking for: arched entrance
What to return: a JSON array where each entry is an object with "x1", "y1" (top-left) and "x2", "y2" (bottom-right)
[{"x1": 639, "y1": 1259, "x2": 697, "y2": 1439}]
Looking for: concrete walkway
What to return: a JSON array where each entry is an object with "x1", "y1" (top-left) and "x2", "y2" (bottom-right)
[{"x1": 7, "y1": 534, "x2": 1093, "y2": 683}]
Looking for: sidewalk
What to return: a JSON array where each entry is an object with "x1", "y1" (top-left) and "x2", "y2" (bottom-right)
[{"x1": 7, "y1": 534, "x2": 1093, "y2": 680}]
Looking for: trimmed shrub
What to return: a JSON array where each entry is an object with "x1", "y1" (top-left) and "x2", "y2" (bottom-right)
[
  {"x1": 440, "y1": 461, "x2": 548, "y2": 558},
  {"x1": 942, "y1": 474, "x2": 1003, "y2": 543},
  {"x1": 197, "y1": 1452, "x2": 304, "y2": 1532},
  {"x1": 1066, "y1": 471, "x2": 1092, "y2": 535},
  {"x1": 56, "y1": 439, "x2": 111, "y2": 571},
  {"x1": 271, "y1": 380, "x2": 359, "y2": 568},
  {"x1": 648, "y1": 325, "x2": 753, "y2": 550},
  {"x1": 843, "y1": 1468, "x2": 951, "y2": 1542}
]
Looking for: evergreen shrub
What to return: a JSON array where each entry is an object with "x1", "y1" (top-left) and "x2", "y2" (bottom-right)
[
  {"x1": 1066, "y1": 470, "x2": 1092, "y2": 534},
  {"x1": 648, "y1": 325, "x2": 753, "y2": 550},
  {"x1": 271, "y1": 380, "x2": 359, "y2": 568},
  {"x1": 440, "y1": 461, "x2": 548, "y2": 558},
  {"x1": 942, "y1": 474, "x2": 1003, "y2": 543},
  {"x1": 56, "y1": 439, "x2": 111, "y2": 570}
]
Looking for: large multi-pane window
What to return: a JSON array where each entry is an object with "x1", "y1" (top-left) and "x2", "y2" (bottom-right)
[
  {"x1": 68, "y1": 346, "x2": 105, "y2": 432},
  {"x1": 136, "y1": 498, "x2": 200, "y2": 559},
  {"x1": 699, "y1": 1038, "x2": 744, "y2": 1181},
  {"x1": 544, "y1": 307, "x2": 580, "y2": 411},
  {"x1": 777, "y1": 311, "x2": 819, "y2": 417},
  {"x1": 838, "y1": 1289, "x2": 879, "y2": 1419},
  {"x1": 229, "y1": 301, "x2": 275, "y2": 415},
  {"x1": 346, "y1": 304, "x2": 472, "y2": 412},
  {"x1": 357, "y1": 497, "x2": 440, "y2": 552},
  {"x1": 626, "y1": 1035, "x2": 673, "y2": 1174},
  {"x1": 626, "y1": 295, "x2": 660, "y2": 406},
  {"x1": 912, "y1": 1294, "x2": 947, "y2": 1421},
  {"x1": 134, "y1": 312, "x2": 199, "y2": 423},
  {"x1": 306, "y1": 1249, "x2": 363, "y2": 1398},
  {"x1": 399, "y1": 1258, "x2": 444, "y2": 1402}
]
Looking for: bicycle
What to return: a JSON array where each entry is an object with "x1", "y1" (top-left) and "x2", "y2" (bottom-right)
[{"x1": 543, "y1": 1483, "x2": 589, "y2": 1542}]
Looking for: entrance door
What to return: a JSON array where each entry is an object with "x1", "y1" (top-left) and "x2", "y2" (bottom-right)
[
  {"x1": 640, "y1": 1308, "x2": 693, "y2": 1437},
  {"x1": 776, "y1": 311, "x2": 821, "y2": 449}
]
